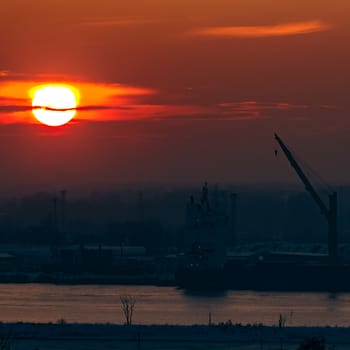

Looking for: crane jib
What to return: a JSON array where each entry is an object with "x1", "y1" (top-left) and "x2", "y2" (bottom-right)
[{"x1": 274, "y1": 133, "x2": 338, "y2": 263}]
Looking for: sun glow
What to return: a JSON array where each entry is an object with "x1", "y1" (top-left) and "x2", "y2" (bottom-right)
[{"x1": 31, "y1": 85, "x2": 79, "y2": 126}]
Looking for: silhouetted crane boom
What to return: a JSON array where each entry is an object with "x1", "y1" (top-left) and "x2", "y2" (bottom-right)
[{"x1": 274, "y1": 133, "x2": 338, "y2": 263}]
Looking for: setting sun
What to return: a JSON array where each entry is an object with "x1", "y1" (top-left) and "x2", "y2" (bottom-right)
[{"x1": 31, "y1": 85, "x2": 79, "y2": 126}]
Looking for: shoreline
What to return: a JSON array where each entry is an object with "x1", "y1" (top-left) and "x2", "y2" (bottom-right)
[
  {"x1": 0, "y1": 272, "x2": 176, "y2": 287},
  {"x1": 1, "y1": 273, "x2": 350, "y2": 293}
]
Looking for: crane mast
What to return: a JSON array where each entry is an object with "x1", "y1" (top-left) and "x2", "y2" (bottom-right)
[{"x1": 274, "y1": 133, "x2": 338, "y2": 263}]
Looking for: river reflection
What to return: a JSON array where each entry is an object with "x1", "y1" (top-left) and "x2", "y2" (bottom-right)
[{"x1": 0, "y1": 284, "x2": 348, "y2": 326}]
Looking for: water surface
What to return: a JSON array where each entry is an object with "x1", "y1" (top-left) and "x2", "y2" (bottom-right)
[{"x1": 1, "y1": 284, "x2": 347, "y2": 326}]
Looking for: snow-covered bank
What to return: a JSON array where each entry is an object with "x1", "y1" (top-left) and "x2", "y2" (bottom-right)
[{"x1": 1, "y1": 322, "x2": 350, "y2": 345}]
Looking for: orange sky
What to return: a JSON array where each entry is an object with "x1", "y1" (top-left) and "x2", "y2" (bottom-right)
[{"x1": 0, "y1": 0, "x2": 349, "y2": 191}]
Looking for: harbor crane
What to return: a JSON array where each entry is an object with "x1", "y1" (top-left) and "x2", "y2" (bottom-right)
[{"x1": 274, "y1": 133, "x2": 338, "y2": 264}]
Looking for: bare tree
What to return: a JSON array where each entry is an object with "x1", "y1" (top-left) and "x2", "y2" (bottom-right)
[
  {"x1": 278, "y1": 313, "x2": 287, "y2": 329},
  {"x1": 278, "y1": 313, "x2": 287, "y2": 350},
  {"x1": 120, "y1": 295, "x2": 136, "y2": 325}
]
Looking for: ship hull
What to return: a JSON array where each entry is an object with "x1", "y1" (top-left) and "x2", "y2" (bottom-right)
[{"x1": 176, "y1": 262, "x2": 350, "y2": 291}]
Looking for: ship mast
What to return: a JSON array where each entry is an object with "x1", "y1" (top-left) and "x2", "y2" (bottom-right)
[{"x1": 274, "y1": 133, "x2": 338, "y2": 264}]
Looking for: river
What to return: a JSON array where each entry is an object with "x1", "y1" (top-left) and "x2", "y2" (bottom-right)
[{"x1": 1, "y1": 284, "x2": 347, "y2": 326}]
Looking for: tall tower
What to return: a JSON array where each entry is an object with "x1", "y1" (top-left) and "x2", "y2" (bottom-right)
[
  {"x1": 52, "y1": 195, "x2": 60, "y2": 247},
  {"x1": 60, "y1": 190, "x2": 67, "y2": 243},
  {"x1": 137, "y1": 191, "x2": 144, "y2": 221},
  {"x1": 229, "y1": 193, "x2": 237, "y2": 247}
]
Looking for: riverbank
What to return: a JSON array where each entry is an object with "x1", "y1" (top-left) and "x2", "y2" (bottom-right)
[
  {"x1": 1, "y1": 322, "x2": 350, "y2": 349},
  {"x1": 0, "y1": 272, "x2": 176, "y2": 286}
]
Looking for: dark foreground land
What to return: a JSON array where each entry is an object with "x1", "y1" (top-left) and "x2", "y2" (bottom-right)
[{"x1": 2, "y1": 322, "x2": 350, "y2": 349}]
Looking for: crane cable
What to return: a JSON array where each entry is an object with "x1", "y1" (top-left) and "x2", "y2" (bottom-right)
[{"x1": 275, "y1": 139, "x2": 334, "y2": 197}]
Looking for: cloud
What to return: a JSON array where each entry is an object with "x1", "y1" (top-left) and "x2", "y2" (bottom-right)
[
  {"x1": 0, "y1": 105, "x2": 135, "y2": 113},
  {"x1": 0, "y1": 96, "x2": 30, "y2": 113},
  {"x1": 0, "y1": 77, "x2": 326, "y2": 125},
  {"x1": 34, "y1": 105, "x2": 134, "y2": 112},
  {"x1": 0, "y1": 79, "x2": 157, "y2": 123},
  {"x1": 218, "y1": 101, "x2": 309, "y2": 119},
  {"x1": 0, "y1": 70, "x2": 10, "y2": 78},
  {"x1": 0, "y1": 105, "x2": 30, "y2": 113},
  {"x1": 0, "y1": 70, "x2": 38, "y2": 81},
  {"x1": 0, "y1": 95, "x2": 312, "y2": 124},
  {"x1": 320, "y1": 104, "x2": 338, "y2": 110},
  {"x1": 191, "y1": 20, "x2": 330, "y2": 38},
  {"x1": 139, "y1": 101, "x2": 310, "y2": 122}
]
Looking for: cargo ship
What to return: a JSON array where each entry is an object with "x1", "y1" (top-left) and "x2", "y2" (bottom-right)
[
  {"x1": 176, "y1": 134, "x2": 350, "y2": 291},
  {"x1": 176, "y1": 247, "x2": 350, "y2": 291}
]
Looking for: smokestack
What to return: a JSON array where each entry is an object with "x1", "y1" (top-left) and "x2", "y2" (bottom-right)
[
  {"x1": 137, "y1": 191, "x2": 144, "y2": 221},
  {"x1": 60, "y1": 190, "x2": 66, "y2": 238},
  {"x1": 53, "y1": 195, "x2": 58, "y2": 245},
  {"x1": 230, "y1": 193, "x2": 237, "y2": 247},
  {"x1": 328, "y1": 192, "x2": 338, "y2": 263}
]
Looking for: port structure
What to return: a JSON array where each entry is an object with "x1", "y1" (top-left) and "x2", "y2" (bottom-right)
[{"x1": 274, "y1": 133, "x2": 338, "y2": 264}]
